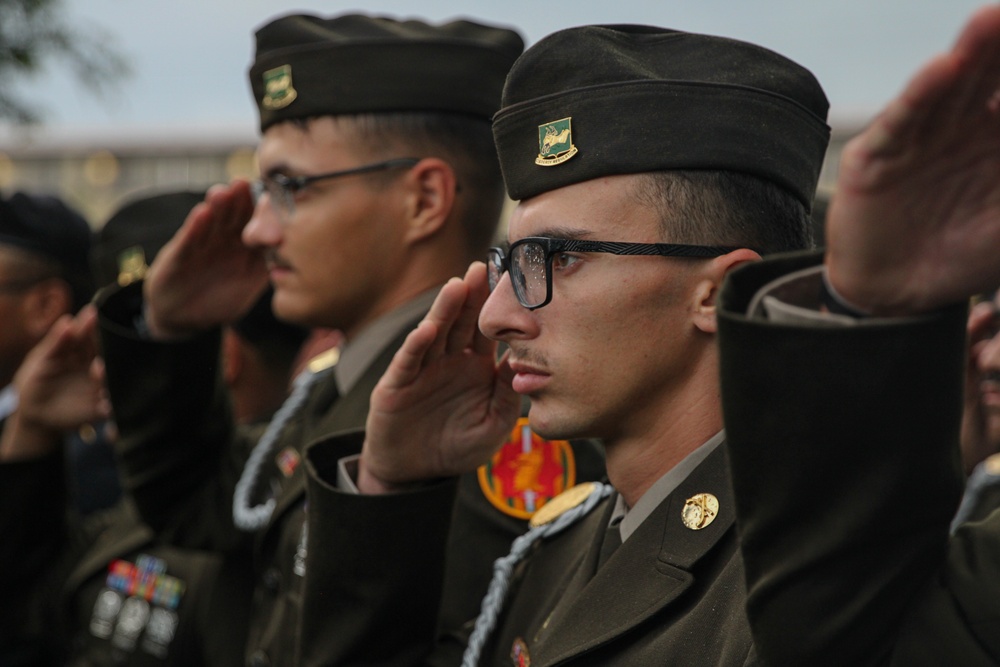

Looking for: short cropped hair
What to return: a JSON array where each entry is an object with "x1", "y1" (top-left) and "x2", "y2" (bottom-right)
[
  {"x1": 632, "y1": 170, "x2": 813, "y2": 255},
  {"x1": 330, "y1": 112, "x2": 506, "y2": 257}
]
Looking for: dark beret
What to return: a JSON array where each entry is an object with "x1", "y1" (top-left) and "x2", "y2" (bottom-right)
[
  {"x1": 493, "y1": 25, "x2": 831, "y2": 207},
  {"x1": 0, "y1": 192, "x2": 93, "y2": 308},
  {"x1": 249, "y1": 14, "x2": 524, "y2": 132},
  {"x1": 91, "y1": 190, "x2": 204, "y2": 289}
]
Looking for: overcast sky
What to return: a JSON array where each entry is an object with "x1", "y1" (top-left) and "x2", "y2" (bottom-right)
[{"x1": 12, "y1": 0, "x2": 991, "y2": 136}]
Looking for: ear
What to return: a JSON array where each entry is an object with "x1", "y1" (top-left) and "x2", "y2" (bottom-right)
[
  {"x1": 690, "y1": 248, "x2": 761, "y2": 334},
  {"x1": 401, "y1": 157, "x2": 457, "y2": 245},
  {"x1": 22, "y1": 279, "x2": 73, "y2": 339}
]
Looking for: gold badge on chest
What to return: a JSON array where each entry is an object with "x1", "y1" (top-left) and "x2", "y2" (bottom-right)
[{"x1": 681, "y1": 492, "x2": 719, "y2": 530}]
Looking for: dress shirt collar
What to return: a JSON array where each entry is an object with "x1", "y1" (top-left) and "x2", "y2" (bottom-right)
[
  {"x1": 334, "y1": 287, "x2": 440, "y2": 395},
  {"x1": 611, "y1": 430, "x2": 725, "y2": 543}
]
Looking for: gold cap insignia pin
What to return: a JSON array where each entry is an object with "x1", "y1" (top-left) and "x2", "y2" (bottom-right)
[
  {"x1": 535, "y1": 117, "x2": 578, "y2": 166},
  {"x1": 116, "y1": 246, "x2": 148, "y2": 286},
  {"x1": 681, "y1": 492, "x2": 719, "y2": 530},
  {"x1": 262, "y1": 65, "x2": 298, "y2": 110}
]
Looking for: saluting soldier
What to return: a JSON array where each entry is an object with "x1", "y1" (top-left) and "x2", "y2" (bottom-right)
[
  {"x1": 300, "y1": 22, "x2": 830, "y2": 665},
  {"x1": 1, "y1": 191, "x2": 255, "y2": 666},
  {"x1": 718, "y1": 6, "x2": 1000, "y2": 666},
  {"x1": 94, "y1": 13, "x2": 605, "y2": 667}
]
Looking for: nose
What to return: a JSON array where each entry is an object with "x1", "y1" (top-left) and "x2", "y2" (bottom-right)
[
  {"x1": 242, "y1": 192, "x2": 283, "y2": 249},
  {"x1": 479, "y1": 271, "x2": 539, "y2": 343}
]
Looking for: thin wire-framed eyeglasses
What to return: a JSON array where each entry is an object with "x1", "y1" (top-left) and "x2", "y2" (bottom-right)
[
  {"x1": 250, "y1": 157, "x2": 420, "y2": 221},
  {"x1": 487, "y1": 236, "x2": 740, "y2": 310}
]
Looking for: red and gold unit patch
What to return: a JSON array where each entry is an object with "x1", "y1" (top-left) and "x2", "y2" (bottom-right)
[{"x1": 478, "y1": 417, "x2": 576, "y2": 520}]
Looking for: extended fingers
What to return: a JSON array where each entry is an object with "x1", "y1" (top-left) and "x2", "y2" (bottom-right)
[
  {"x1": 379, "y1": 319, "x2": 440, "y2": 390},
  {"x1": 445, "y1": 263, "x2": 491, "y2": 355},
  {"x1": 202, "y1": 181, "x2": 255, "y2": 244},
  {"x1": 423, "y1": 276, "x2": 470, "y2": 361}
]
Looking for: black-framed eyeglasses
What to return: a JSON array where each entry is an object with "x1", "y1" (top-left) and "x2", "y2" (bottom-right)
[
  {"x1": 487, "y1": 236, "x2": 740, "y2": 310},
  {"x1": 251, "y1": 157, "x2": 420, "y2": 222}
]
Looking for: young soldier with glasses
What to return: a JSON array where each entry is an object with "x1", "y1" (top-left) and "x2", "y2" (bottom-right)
[
  {"x1": 89, "y1": 14, "x2": 599, "y2": 666},
  {"x1": 300, "y1": 23, "x2": 829, "y2": 665}
]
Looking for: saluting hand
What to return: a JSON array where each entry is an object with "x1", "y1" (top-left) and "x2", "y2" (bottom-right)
[
  {"x1": 0, "y1": 306, "x2": 109, "y2": 461},
  {"x1": 144, "y1": 180, "x2": 268, "y2": 338},
  {"x1": 825, "y1": 5, "x2": 1000, "y2": 316},
  {"x1": 358, "y1": 262, "x2": 521, "y2": 493}
]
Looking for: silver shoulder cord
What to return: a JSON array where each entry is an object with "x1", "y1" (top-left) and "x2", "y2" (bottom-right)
[
  {"x1": 232, "y1": 364, "x2": 335, "y2": 531},
  {"x1": 461, "y1": 481, "x2": 614, "y2": 666}
]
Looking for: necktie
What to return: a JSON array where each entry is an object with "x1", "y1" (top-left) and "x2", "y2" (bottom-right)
[{"x1": 597, "y1": 521, "x2": 622, "y2": 570}]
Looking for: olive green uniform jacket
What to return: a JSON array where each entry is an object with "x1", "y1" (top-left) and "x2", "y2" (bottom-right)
[
  {"x1": 0, "y1": 451, "x2": 252, "y2": 666},
  {"x1": 302, "y1": 432, "x2": 757, "y2": 666},
  {"x1": 718, "y1": 251, "x2": 1000, "y2": 666},
  {"x1": 96, "y1": 283, "x2": 605, "y2": 667}
]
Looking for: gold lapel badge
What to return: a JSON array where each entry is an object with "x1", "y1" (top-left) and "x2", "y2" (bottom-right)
[
  {"x1": 535, "y1": 117, "x2": 578, "y2": 166},
  {"x1": 262, "y1": 64, "x2": 298, "y2": 110},
  {"x1": 681, "y1": 492, "x2": 719, "y2": 530}
]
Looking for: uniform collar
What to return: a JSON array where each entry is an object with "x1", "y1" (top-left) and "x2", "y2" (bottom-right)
[
  {"x1": 612, "y1": 430, "x2": 725, "y2": 542},
  {"x1": 334, "y1": 287, "x2": 440, "y2": 395}
]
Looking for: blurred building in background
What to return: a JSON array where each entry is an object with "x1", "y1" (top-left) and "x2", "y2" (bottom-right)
[
  {"x1": 0, "y1": 124, "x2": 258, "y2": 225},
  {"x1": 0, "y1": 117, "x2": 861, "y2": 231}
]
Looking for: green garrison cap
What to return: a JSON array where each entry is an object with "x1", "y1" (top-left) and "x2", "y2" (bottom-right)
[
  {"x1": 248, "y1": 13, "x2": 524, "y2": 132},
  {"x1": 90, "y1": 190, "x2": 204, "y2": 289},
  {"x1": 493, "y1": 25, "x2": 831, "y2": 207}
]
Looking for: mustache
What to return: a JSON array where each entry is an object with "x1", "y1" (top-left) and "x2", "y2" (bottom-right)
[
  {"x1": 506, "y1": 346, "x2": 550, "y2": 370},
  {"x1": 982, "y1": 370, "x2": 1000, "y2": 384},
  {"x1": 264, "y1": 249, "x2": 292, "y2": 270}
]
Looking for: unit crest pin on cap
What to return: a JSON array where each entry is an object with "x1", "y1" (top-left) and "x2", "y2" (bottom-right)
[
  {"x1": 535, "y1": 117, "x2": 577, "y2": 166},
  {"x1": 262, "y1": 65, "x2": 298, "y2": 109}
]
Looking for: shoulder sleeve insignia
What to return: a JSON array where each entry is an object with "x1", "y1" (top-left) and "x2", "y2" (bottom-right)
[{"x1": 478, "y1": 417, "x2": 576, "y2": 520}]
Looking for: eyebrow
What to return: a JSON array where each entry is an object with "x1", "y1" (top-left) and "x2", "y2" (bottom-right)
[
  {"x1": 261, "y1": 163, "x2": 299, "y2": 180},
  {"x1": 510, "y1": 225, "x2": 594, "y2": 242}
]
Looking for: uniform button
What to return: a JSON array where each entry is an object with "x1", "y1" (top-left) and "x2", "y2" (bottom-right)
[
  {"x1": 263, "y1": 567, "x2": 281, "y2": 591},
  {"x1": 249, "y1": 649, "x2": 270, "y2": 667}
]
